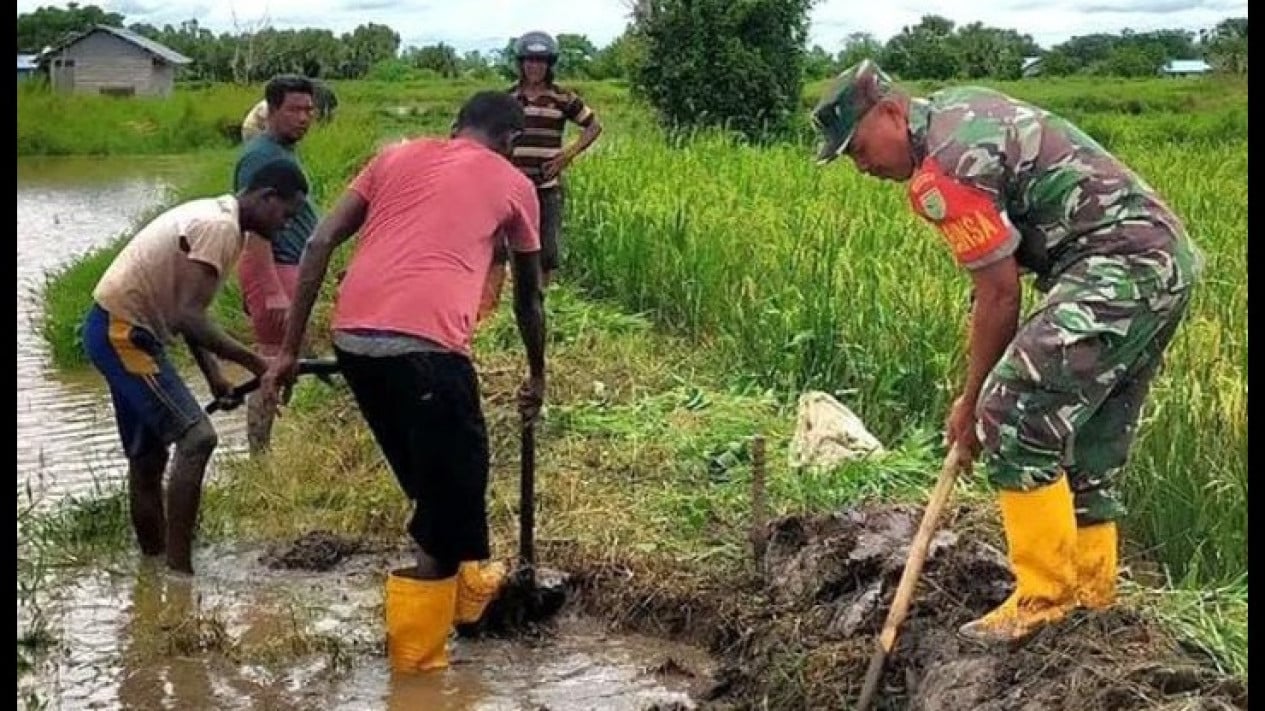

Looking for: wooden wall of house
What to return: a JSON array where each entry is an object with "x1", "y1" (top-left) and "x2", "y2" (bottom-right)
[{"x1": 49, "y1": 31, "x2": 176, "y2": 97}]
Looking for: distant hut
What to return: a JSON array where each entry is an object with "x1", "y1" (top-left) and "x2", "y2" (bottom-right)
[
  {"x1": 17, "y1": 53, "x2": 38, "y2": 81},
  {"x1": 37, "y1": 25, "x2": 191, "y2": 97},
  {"x1": 1021, "y1": 55, "x2": 1045, "y2": 78}
]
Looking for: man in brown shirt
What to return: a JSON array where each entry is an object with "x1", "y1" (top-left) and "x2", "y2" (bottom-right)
[{"x1": 477, "y1": 30, "x2": 603, "y2": 322}]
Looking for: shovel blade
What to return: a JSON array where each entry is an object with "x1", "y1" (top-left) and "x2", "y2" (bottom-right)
[{"x1": 454, "y1": 564, "x2": 571, "y2": 639}]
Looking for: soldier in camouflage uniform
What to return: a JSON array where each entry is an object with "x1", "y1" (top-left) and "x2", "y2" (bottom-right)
[{"x1": 811, "y1": 60, "x2": 1203, "y2": 643}]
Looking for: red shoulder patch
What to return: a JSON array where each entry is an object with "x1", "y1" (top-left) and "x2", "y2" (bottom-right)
[{"x1": 908, "y1": 158, "x2": 1011, "y2": 265}]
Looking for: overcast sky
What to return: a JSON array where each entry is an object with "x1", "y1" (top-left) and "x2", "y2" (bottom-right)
[{"x1": 15, "y1": 0, "x2": 1248, "y2": 54}]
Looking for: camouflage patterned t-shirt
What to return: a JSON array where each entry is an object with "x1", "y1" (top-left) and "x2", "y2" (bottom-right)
[{"x1": 905, "y1": 86, "x2": 1201, "y2": 302}]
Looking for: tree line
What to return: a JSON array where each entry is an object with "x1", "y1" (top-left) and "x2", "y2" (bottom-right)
[{"x1": 17, "y1": 3, "x2": 1247, "y2": 85}]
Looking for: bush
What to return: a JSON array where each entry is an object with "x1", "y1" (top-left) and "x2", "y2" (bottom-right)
[
  {"x1": 365, "y1": 58, "x2": 419, "y2": 82},
  {"x1": 632, "y1": 0, "x2": 816, "y2": 142}
]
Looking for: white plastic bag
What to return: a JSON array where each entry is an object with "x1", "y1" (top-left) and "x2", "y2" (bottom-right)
[{"x1": 788, "y1": 391, "x2": 885, "y2": 470}]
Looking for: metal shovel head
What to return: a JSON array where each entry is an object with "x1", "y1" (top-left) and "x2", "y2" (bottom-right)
[{"x1": 454, "y1": 564, "x2": 571, "y2": 639}]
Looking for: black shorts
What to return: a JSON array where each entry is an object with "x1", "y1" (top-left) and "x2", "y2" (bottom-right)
[
  {"x1": 495, "y1": 185, "x2": 564, "y2": 272},
  {"x1": 335, "y1": 347, "x2": 490, "y2": 563}
]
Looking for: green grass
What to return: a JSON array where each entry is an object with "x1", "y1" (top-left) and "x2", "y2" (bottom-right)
[
  {"x1": 559, "y1": 78, "x2": 1247, "y2": 588},
  {"x1": 20, "y1": 283, "x2": 1247, "y2": 678},
  {"x1": 18, "y1": 82, "x2": 246, "y2": 155},
  {"x1": 20, "y1": 75, "x2": 1247, "y2": 677}
]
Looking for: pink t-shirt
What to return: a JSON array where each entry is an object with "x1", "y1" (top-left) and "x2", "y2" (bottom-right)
[{"x1": 332, "y1": 137, "x2": 541, "y2": 356}]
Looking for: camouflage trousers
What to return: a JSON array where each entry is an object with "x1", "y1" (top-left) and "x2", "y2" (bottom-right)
[{"x1": 975, "y1": 287, "x2": 1192, "y2": 527}]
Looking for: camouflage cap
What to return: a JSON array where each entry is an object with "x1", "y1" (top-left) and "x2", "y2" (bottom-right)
[{"x1": 810, "y1": 59, "x2": 895, "y2": 165}]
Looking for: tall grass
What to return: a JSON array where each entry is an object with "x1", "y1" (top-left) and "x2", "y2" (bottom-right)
[
  {"x1": 18, "y1": 82, "x2": 248, "y2": 155},
  {"x1": 24, "y1": 76, "x2": 1246, "y2": 595},
  {"x1": 561, "y1": 78, "x2": 1247, "y2": 586}
]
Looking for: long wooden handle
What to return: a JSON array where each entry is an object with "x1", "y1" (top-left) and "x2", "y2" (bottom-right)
[{"x1": 855, "y1": 443, "x2": 967, "y2": 711}]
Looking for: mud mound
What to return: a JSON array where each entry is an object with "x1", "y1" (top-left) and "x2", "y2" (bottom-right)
[
  {"x1": 741, "y1": 503, "x2": 1247, "y2": 710},
  {"x1": 260, "y1": 531, "x2": 366, "y2": 572},
  {"x1": 905, "y1": 609, "x2": 1248, "y2": 711},
  {"x1": 558, "y1": 502, "x2": 1245, "y2": 709}
]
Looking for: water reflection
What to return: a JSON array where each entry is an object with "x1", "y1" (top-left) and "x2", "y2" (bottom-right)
[
  {"x1": 16, "y1": 156, "x2": 247, "y2": 510},
  {"x1": 16, "y1": 158, "x2": 706, "y2": 711},
  {"x1": 26, "y1": 548, "x2": 704, "y2": 710}
]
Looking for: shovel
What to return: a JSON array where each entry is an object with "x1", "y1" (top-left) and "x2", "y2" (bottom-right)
[
  {"x1": 855, "y1": 442, "x2": 968, "y2": 711},
  {"x1": 203, "y1": 357, "x2": 341, "y2": 414},
  {"x1": 455, "y1": 413, "x2": 569, "y2": 638}
]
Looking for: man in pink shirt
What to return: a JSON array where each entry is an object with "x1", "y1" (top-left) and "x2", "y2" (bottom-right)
[{"x1": 260, "y1": 91, "x2": 545, "y2": 673}]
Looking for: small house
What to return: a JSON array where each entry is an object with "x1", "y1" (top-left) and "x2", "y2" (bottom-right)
[
  {"x1": 1159, "y1": 59, "x2": 1212, "y2": 77},
  {"x1": 37, "y1": 25, "x2": 191, "y2": 97}
]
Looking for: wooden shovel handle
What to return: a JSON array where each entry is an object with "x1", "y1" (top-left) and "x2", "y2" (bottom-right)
[{"x1": 856, "y1": 442, "x2": 968, "y2": 711}]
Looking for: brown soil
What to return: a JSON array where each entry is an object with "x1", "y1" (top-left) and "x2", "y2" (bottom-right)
[
  {"x1": 259, "y1": 530, "x2": 394, "y2": 572},
  {"x1": 564, "y1": 503, "x2": 1247, "y2": 711},
  {"x1": 455, "y1": 565, "x2": 571, "y2": 639},
  {"x1": 262, "y1": 504, "x2": 1245, "y2": 710}
]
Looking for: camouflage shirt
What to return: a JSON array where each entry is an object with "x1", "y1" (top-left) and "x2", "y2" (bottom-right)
[{"x1": 906, "y1": 86, "x2": 1202, "y2": 302}]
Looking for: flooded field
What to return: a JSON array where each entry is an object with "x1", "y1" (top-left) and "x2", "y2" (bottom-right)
[
  {"x1": 16, "y1": 157, "x2": 713, "y2": 711},
  {"x1": 18, "y1": 544, "x2": 710, "y2": 710}
]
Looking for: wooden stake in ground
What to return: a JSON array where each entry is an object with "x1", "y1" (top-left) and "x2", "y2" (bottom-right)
[
  {"x1": 855, "y1": 443, "x2": 968, "y2": 711},
  {"x1": 749, "y1": 434, "x2": 768, "y2": 567}
]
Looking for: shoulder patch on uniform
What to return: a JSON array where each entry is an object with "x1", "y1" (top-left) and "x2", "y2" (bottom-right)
[
  {"x1": 918, "y1": 187, "x2": 947, "y2": 222},
  {"x1": 909, "y1": 159, "x2": 947, "y2": 223},
  {"x1": 908, "y1": 156, "x2": 1013, "y2": 266}
]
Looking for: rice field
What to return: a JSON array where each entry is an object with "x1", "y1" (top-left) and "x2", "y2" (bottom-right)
[{"x1": 25, "y1": 73, "x2": 1246, "y2": 610}]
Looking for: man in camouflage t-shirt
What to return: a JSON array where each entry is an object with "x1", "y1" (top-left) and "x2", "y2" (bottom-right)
[{"x1": 811, "y1": 60, "x2": 1203, "y2": 643}]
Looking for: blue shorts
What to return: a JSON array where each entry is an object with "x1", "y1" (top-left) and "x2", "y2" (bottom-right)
[{"x1": 82, "y1": 304, "x2": 206, "y2": 459}]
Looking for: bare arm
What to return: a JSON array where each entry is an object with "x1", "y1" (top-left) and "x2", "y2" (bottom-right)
[
  {"x1": 564, "y1": 115, "x2": 602, "y2": 162},
  {"x1": 173, "y1": 259, "x2": 268, "y2": 376},
  {"x1": 962, "y1": 255, "x2": 1022, "y2": 405},
  {"x1": 510, "y1": 249, "x2": 546, "y2": 379},
  {"x1": 279, "y1": 190, "x2": 368, "y2": 359},
  {"x1": 184, "y1": 336, "x2": 226, "y2": 385}
]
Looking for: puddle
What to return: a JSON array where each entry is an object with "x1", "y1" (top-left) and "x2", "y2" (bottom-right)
[
  {"x1": 18, "y1": 546, "x2": 711, "y2": 710},
  {"x1": 15, "y1": 157, "x2": 715, "y2": 710}
]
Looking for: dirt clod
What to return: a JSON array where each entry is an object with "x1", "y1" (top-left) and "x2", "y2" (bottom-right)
[
  {"x1": 753, "y1": 504, "x2": 1248, "y2": 710},
  {"x1": 646, "y1": 656, "x2": 698, "y2": 679},
  {"x1": 260, "y1": 531, "x2": 364, "y2": 572}
]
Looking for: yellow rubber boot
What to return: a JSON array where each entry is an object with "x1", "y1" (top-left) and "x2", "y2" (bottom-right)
[
  {"x1": 960, "y1": 476, "x2": 1078, "y2": 644},
  {"x1": 385, "y1": 569, "x2": 457, "y2": 673},
  {"x1": 455, "y1": 560, "x2": 508, "y2": 625},
  {"x1": 1075, "y1": 522, "x2": 1118, "y2": 610}
]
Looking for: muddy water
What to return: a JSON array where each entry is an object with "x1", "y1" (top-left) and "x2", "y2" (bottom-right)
[
  {"x1": 17, "y1": 159, "x2": 712, "y2": 709},
  {"x1": 16, "y1": 156, "x2": 248, "y2": 510},
  {"x1": 19, "y1": 546, "x2": 710, "y2": 710}
]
